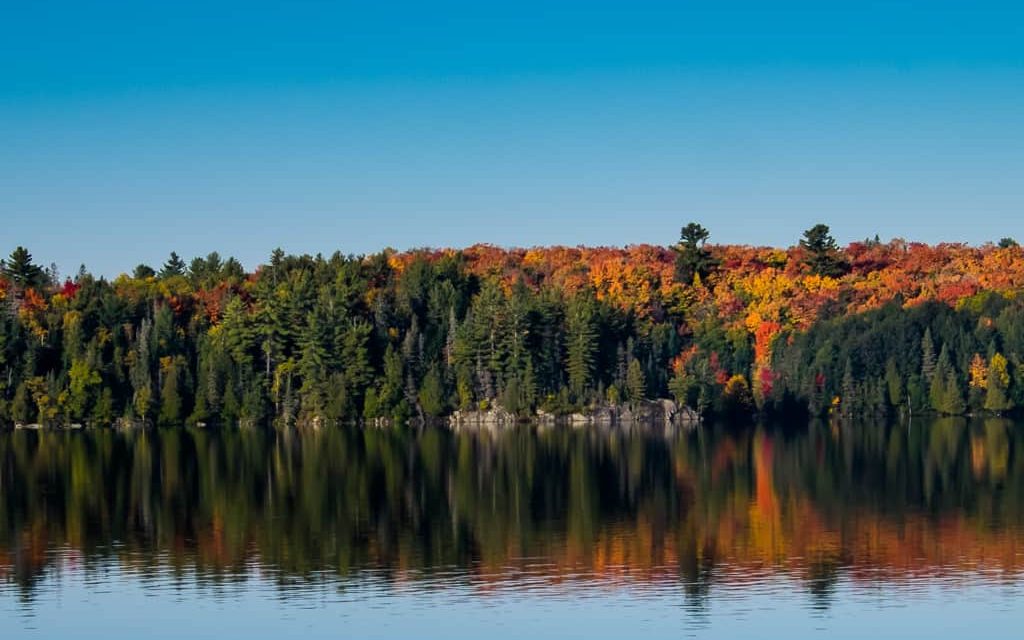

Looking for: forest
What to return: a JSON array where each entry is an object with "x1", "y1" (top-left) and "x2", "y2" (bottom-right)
[{"x1": 2, "y1": 224, "x2": 1024, "y2": 428}]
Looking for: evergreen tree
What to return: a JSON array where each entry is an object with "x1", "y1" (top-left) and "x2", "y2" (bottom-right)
[
  {"x1": 673, "y1": 222, "x2": 718, "y2": 284},
  {"x1": 921, "y1": 328, "x2": 937, "y2": 382},
  {"x1": 1, "y1": 246, "x2": 45, "y2": 290},
  {"x1": 418, "y1": 366, "x2": 446, "y2": 417},
  {"x1": 298, "y1": 310, "x2": 330, "y2": 418},
  {"x1": 130, "y1": 318, "x2": 154, "y2": 421},
  {"x1": 565, "y1": 292, "x2": 598, "y2": 402},
  {"x1": 885, "y1": 357, "x2": 903, "y2": 408},
  {"x1": 158, "y1": 357, "x2": 183, "y2": 425},
  {"x1": 930, "y1": 344, "x2": 953, "y2": 412},
  {"x1": 840, "y1": 358, "x2": 856, "y2": 417},
  {"x1": 800, "y1": 224, "x2": 849, "y2": 278},
  {"x1": 11, "y1": 381, "x2": 32, "y2": 424},
  {"x1": 379, "y1": 344, "x2": 407, "y2": 419},
  {"x1": 340, "y1": 321, "x2": 373, "y2": 411},
  {"x1": 939, "y1": 371, "x2": 965, "y2": 415},
  {"x1": 160, "y1": 252, "x2": 187, "y2": 278},
  {"x1": 626, "y1": 358, "x2": 646, "y2": 408}
]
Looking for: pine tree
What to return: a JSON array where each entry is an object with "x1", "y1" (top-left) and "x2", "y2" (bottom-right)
[
  {"x1": 565, "y1": 292, "x2": 598, "y2": 402},
  {"x1": 626, "y1": 358, "x2": 646, "y2": 408},
  {"x1": 885, "y1": 357, "x2": 903, "y2": 408},
  {"x1": 673, "y1": 222, "x2": 718, "y2": 284},
  {"x1": 130, "y1": 318, "x2": 153, "y2": 420},
  {"x1": 800, "y1": 224, "x2": 848, "y2": 278},
  {"x1": 522, "y1": 358, "x2": 538, "y2": 409},
  {"x1": 340, "y1": 321, "x2": 373, "y2": 415},
  {"x1": 158, "y1": 356, "x2": 183, "y2": 425},
  {"x1": 930, "y1": 343, "x2": 953, "y2": 412},
  {"x1": 840, "y1": 358, "x2": 856, "y2": 417},
  {"x1": 921, "y1": 328, "x2": 936, "y2": 382},
  {"x1": 940, "y1": 371, "x2": 965, "y2": 415},
  {"x1": 93, "y1": 388, "x2": 114, "y2": 425},
  {"x1": 298, "y1": 310, "x2": 330, "y2": 417},
  {"x1": 1, "y1": 246, "x2": 45, "y2": 290},
  {"x1": 159, "y1": 251, "x2": 187, "y2": 278},
  {"x1": 417, "y1": 364, "x2": 446, "y2": 413},
  {"x1": 380, "y1": 344, "x2": 405, "y2": 416},
  {"x1": 11, "y1": 381, "x2": 32, "y2": 424}
]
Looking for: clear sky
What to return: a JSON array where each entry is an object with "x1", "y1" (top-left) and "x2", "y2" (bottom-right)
[{"x1": 2, "y1": 1, "x2": 1022, "y2": 277}]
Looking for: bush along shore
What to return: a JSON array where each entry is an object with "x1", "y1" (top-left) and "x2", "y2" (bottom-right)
[{"x1": 3, "y1": 224, "x2": 1024, "y2": 431}]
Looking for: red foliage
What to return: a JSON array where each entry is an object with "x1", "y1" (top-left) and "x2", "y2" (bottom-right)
[
  {"x1": 193, "y1": 282, "x2": 237, "y2": 323},
  {"x1": 59, "y1": 279, "x2": 80, "y2": 299},
  {"x1": 754, "y1": 321, "x2": 782, "y2": 364}
]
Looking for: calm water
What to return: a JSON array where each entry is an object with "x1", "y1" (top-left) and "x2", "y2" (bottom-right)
[{"x1": 2, "y1": 418, "x2": 1023, "y2": 638}]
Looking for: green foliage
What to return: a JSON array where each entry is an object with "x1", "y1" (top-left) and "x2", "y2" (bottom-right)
[
  {"x1": 772, "y1": 300, "x2": 1024, "y2": 418},
  {"x1": 158, "y1": 357, "x2": 184, "y2": 425},
  {"x1": 626, "y1": 358, "x2": 646, "y2": 407},
  {"x1": 67, "y1": 358, "x2": 101, "y2": 421},
  {"x1": 1, "y1": 246, "x2": 46, "y2": 289},
  {"x1": 800, "y1": 224, "x2": 849, "y2": 278},
  {"x1": 160, "y1": 251, "x2": 187, "y2": 278},
  {"x1": 673, "y1": 222, "x2": 718, "y2": 284},
  {"x1": 565, "y1": 291, "x2": 598, "y2": 403},
  {"x1": 418, "y1": 366, "x2": 446, "y2": 417}
]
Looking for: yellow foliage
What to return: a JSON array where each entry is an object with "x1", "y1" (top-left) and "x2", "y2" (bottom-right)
[
  {"x1": 989, "y1": 353, "x2": 1010, "y2": 388},
  {"x1": 803, "y1": 274, "x2": 839, "y2": 293},
  {"x1": 744, "y1": 311, "x2": 763, "y2": 334},
  {"x1": 63, "y1": 310, "x2": 83, "y2": 333},
  {"x1": 969, "y1": 353, "x2": 988, "y2": 389}
]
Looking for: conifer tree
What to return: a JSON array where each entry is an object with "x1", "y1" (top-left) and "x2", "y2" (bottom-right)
[
  {"x1": 626, "y1": 358, "x2": 646, "y2": 408},
  {"x1": 565, "y1": 291, "x2": 598, "y2": 402},
  {"x1": 885, "y1": 357, "x2": 903, "y2": 408},
  {"x1": 158, "y1": 357, "x2": 183, "y2": 425},
  {"x1": 921, "y1": 328, "x2": 936, "y2": 382},
  {"x1": 159, "y1": 252, "x2": 187, "y2": 278},
  {"x1": 800, "y1": 224, "x2": 849, "y2": 278},
  {"x1": 940, "y1": 371, "x2": 965, "y2": 415},
  {"x1": 673, "y1": 222, "x2": 718, "y2": 284},
  {"x1": 1, "y1": 246, "x2": 45, "y2": 290},
  {"x1": 984, "y1": 352, "x2": 1013, "y2": 413}
]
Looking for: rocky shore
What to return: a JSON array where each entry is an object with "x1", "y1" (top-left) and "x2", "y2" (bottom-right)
[
  {"x1": 448, "y1": 399, "x2": 700, "y2": 431},
  {"x1": 9, "y1": 400, "x2": 702, "y2": 431}
]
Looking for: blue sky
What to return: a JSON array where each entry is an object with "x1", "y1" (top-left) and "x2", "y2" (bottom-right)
[{"x1": 2, "y1": 1, "x2": 1022, "y2": 276}]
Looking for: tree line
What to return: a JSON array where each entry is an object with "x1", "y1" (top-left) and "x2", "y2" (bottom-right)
[{"x1": 1, "y1": 225, "x2": 1023, "y2": 427}]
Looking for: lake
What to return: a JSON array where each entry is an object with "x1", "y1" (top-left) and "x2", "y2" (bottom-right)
[{"x1": 2, "y1": 418, "x2": 1023, "y2": 638}]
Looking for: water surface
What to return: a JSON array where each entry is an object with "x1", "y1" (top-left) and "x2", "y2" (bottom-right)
[{"x1": 2, "y1": 418, "x2": 1023, "y2": 637}]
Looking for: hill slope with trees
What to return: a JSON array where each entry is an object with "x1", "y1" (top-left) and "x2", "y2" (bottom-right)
[{"x1": 2, "y1": 225, "x2": 1024, "y2": 427}]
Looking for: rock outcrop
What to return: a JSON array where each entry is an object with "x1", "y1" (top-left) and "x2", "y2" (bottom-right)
[{"x1": 447, "y1": 399, "x2": 701, "y2": 431}]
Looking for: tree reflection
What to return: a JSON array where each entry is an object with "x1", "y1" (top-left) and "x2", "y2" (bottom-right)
[{"x1": 2, "y1": 417, "x2": 1023, "y2": 605}]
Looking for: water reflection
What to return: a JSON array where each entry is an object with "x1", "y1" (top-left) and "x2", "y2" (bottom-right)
[{"x1": 1, "y1": 418, "x2": 1023, "y2": 619}]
